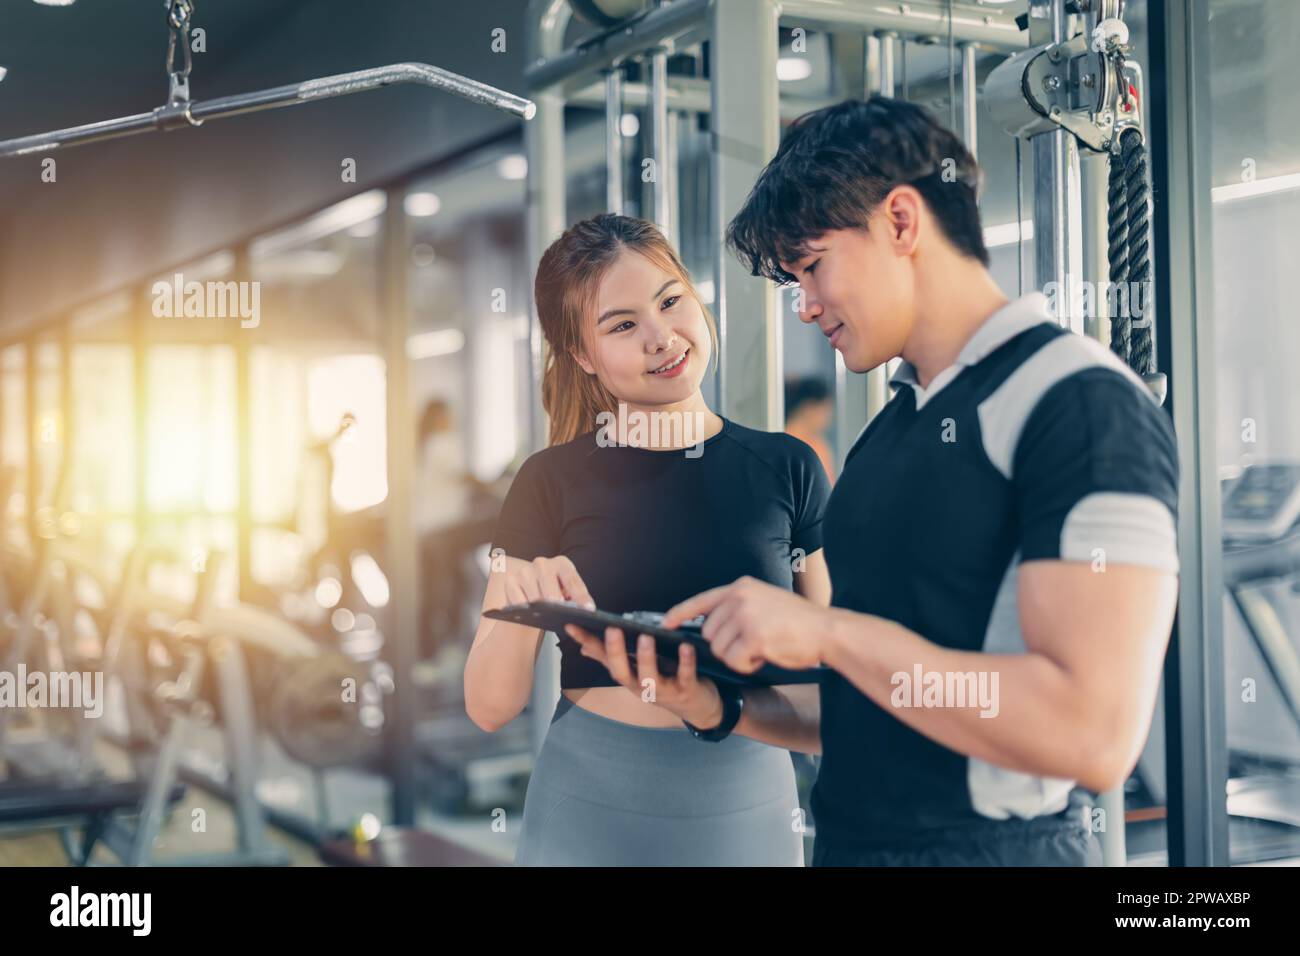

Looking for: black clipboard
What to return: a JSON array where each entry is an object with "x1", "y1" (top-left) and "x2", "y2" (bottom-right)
[{"x1": 483, "y1": 600, "x2": 827, "y2": 687}]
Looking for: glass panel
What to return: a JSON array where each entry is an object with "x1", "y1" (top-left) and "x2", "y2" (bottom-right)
[
  {"x1": 249, "y1": 191, "x2": 386, "y2": 345},
  {"x1": 71, "y1": 344, "x2": 135, "y2": 517},
  {"x1": 1, "y1": 347, "x2": 27, "y2": 519},
  {"x1": 405, "y1": 145, "x2": 528, "y2": 482},
  {"x1": 306, "y1": 353, "x2": 387, "y2": 514},
  {"x1": 250, "y1": 346, "x2": 306, "y2": 526},
  {"x1": 1200, "y1": 0, "x2": 1300, "y2": 865},
  {"x1": 31, "y1": 341, "x2": 61, "y2": 512},
  {"x1": 146, "y1": 345, "x2": 237, "y2": 515}
]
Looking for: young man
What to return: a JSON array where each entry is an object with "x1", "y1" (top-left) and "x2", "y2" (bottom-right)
[{"x1": 570, "y1": 97, "x2": 1179, "y2": 866}]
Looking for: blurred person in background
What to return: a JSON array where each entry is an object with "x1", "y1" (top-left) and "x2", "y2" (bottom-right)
[{"x1": 784, "y1": 377, "x2": 836, "y2": 483}]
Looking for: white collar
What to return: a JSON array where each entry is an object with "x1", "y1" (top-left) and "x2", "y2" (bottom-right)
[{"x1": 889, "y1": 293, "x2": 1053, "y2": 407}]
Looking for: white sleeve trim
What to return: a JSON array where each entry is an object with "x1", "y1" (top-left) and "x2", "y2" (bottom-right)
[{"x1": 1060, "y1": 492, "x2": 1179, "y2": 573}]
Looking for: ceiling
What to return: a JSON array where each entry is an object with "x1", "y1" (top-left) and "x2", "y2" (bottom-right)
[
  {"x1": 0, "y1": 0, "x2": 306, "y2": 203},
  {"x1": 0, "y1": 0, "x2": 548, "y2": 331},
  {"x1": 0, "y1": 0, "x2": 1295, "y2": 336}
]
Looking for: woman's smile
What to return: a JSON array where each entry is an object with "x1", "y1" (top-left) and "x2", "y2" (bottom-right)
[{"x1": 647, "y1": 347, "x2": 691, "y2": 378}]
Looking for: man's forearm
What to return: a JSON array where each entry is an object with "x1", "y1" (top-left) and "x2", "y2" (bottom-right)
[
  {"x1": 733, "y1": 684, "x2": 822, "y2": 754},
  {"x1": 819, "y1": 609, "x2": 1105, "y2": 785}
]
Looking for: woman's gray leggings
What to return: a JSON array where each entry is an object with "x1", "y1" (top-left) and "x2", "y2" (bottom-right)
[{"x1": 515, "y1": 695, "x2": 805, "y2": 866}]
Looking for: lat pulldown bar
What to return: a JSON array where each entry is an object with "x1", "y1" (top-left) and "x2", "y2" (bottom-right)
[
  {"x1": 0, "y1": 63, "x2": 535, "y2": 159},
  {"x1": 1, "y1": 0, "x2": 533, "y2": 160}
]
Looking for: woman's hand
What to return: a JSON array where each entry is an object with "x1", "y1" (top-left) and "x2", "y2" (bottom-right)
[
  {"x1": 488, "y1": 554, "x2": 595, "y2": 610},
  {"x1": 564, "y1": 625, "x2": 725, "y2": 730}
]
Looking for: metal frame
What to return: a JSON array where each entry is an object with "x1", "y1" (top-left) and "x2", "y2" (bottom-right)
[
  {"x1": 1148, "y1": 0, "x2": 1229, "y2": 867},
  {"x1": 524, "y1": 0, "x2": 1231, "y2": 869},
  {"x1": 1027, "y1": 0, "x2": 1083, "y2": 327},
  {"x1": 526, "y1": 0, "x2": 1024, "y2": 450},
  {"x1": 232, "y1": 246, "x2": 255, "y2": 606},
  {"x1": 0, "y1": 27, "x2": 552, "y2": 847},
  {"x1": 0, "y1": 63, "x2": 534, "y2": 159},
  {"x1": 0, "y1": 0, "x2": 1229, "y2": 865},
  {"x1": 711, "y1": 0, "x2": 783, "y2": 429},
  {"x1": 605, "y1": 70, "x2": 625, "y2": 214},
  {"x1": 524, "y1": 0, "x2": 573, "y2": 755},
  {"x1": 520, "y1": 0, "x2": 1020, "y2": 728},
  {"x1": 380, "y1": 186, "x2": 419, "y2": 826}
]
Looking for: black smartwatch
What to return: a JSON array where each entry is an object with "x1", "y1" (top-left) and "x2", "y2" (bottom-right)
[{"x1": 683, "y1": 682, "x2": 744, "y2": 742}]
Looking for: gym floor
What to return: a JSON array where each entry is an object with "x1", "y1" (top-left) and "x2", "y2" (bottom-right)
[{"x1": 0, "y1": 728, "x2": 322, "y2": 867}]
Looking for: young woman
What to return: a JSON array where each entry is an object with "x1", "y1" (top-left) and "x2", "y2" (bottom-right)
[{"x1": 463, "y1": 214, "x2": 832, "y2": 866}]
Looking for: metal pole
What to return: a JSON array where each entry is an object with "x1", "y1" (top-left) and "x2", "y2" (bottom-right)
[
  {"x1": 665, "y1": 106, "x2": 680, "y2": 251},
  {"x1": 605, "y1": 70, "x2": 624, "y2": 214},
  {"x1": 1079, "y1": 152, "x2": 1110, "y2": 344},
  {"x1": 650, "y1": 47, "x2": 673, "y2": 239},
  {"x1": 379, "y1": 185, "x2": 418, "y2": 826},
  {"x1": 877, "y1": 31, "x2": 897, "y2": 97},
  {"x1": 58, "y1": 320, "x2": 73, "y2": 507},
  {"x1": 23, "y1": 339, "x2": 37, "y2": 545},
  {"x1": 856, "y1": 31, "x2": 898, "y2": 444},
  {"x1": 526, "y1": 0, "x2": 711, "y2": 92},
  {"x1": 527, "y1": 1, "x2": 1025, "y2": 97},
  {"x1": 0, "y1": 63, "x2": 534, "y2": 159},
  {"x1": 571, "y1": 75, "x2": 842, "y2": 121},
  {"x1": 524, "y1": 0, "x2": 572, "y2": 758},
  {"x1": 131, "y1": 292, "x2": 149, "y2": 546},
  {"x1": 1080, "y1": 149, "x2": 1127, "y2": 865},
  {"x1": 1032, "y1": 130, "x2": 1072, "y2": 301},
  {"x1": 960, "y1": 42, "x2": 978, "y2": 158},
  {"x1": 232, "y1": 246, "x2": 253, "y2": 604},
  {"x1": 1149, "y1": 0, "x2": 1227, "y2": 868},
  {"x1": 863, "y1": 35, "x2": 879, "y2": 97},
  {"x1": 779, "y1": 0, "x2": 1025, "y2": 49},
  {"x1": 1028, "y1": 0, "x2": 1082, "y2": 327},
  {"x1": 834, "y1": 32, "x2": 878, "y2": 467},
  {"x1": 712, "y1": 0, "x2": 782, "y2": 430}
]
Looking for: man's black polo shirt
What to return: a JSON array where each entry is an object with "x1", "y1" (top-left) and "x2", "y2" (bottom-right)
[{"x1": 811, "y1": 293, "x2": 1180, "y2": 851}]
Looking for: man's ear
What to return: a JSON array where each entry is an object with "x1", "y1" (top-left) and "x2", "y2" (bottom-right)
[
  {"x1": 882, "y1": 186, "x2": 923, "y2": 257},
  {"x1": 572, "y1": 348, "x2": 596, "y2": 375}
]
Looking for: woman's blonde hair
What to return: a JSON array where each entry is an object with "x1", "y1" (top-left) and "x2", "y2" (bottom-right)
[{"x1": 534, "y1": 214, "x2": 718, "y2": 446}]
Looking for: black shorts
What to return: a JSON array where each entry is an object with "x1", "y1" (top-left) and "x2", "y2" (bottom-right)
[{"x1": 812, "y1": 811, "x2": 1103, "y2": 867}]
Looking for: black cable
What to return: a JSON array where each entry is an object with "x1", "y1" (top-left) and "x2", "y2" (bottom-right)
[
  {"x1": 1121, "y1": 127, "x2": 1153, "y2": 375},
  {"x1": 1106, "y1": 138, "x2": 1131, "y2": 364}
]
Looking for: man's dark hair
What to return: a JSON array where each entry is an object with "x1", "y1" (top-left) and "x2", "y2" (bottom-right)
[
  {"x1": 727, "y1": 96, "x2": 988, "y2": 285},
  {"x1": 784, "y1": 376, "x2": 832, "y2": 421}
]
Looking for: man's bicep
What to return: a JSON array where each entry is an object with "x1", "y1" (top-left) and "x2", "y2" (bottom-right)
[{"x1": 1018, "y1": 560, "x2": 1177, "y2": 704}]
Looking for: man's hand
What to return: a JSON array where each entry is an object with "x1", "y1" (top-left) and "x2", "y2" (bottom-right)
[
  {"x1": 663, "y1": 576, "x2": 832, "y2": 673},
  {"x1": 564, "y1": 625, "x2": 725, "y2": 729}
]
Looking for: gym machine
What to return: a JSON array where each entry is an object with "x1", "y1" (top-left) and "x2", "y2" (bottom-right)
[
  {"x1": 0, "y1": 459, "x2": 396, "y2": 862},
  {"x1": 0, "y1": 0, "x2": 541, "y2": 836},
  {"x1": 1219, "y1": 464, "x2": 1300, "y2": 841},
  {"x1": 524, "y1": 0, "x2": 1166, "y2": 865},
  {"x1": 0, "y1": 0, "x2": 534, "y2": 160},
  {"x1": 0, "y1": 519, "x2": 273, "y2": 865}
]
